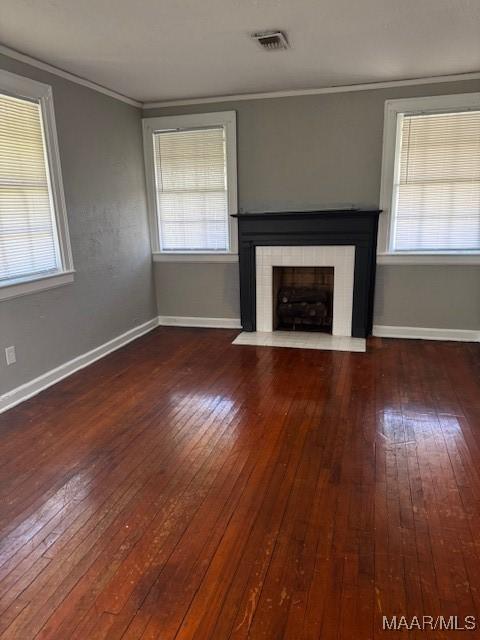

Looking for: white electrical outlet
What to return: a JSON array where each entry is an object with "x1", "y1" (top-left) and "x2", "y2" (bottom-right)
[{"x1": 5, "y1": 346, "x2": 16, "y2": 366}]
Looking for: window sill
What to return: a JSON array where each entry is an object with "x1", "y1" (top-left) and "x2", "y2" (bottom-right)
[
  {"x1": 152, "y1": 252, "x2": 238, "y2": 263},
  {"x1": 377, "y1": 253, "x2": 480, "y2": 265},
  {"x1": 0, "y1": 270, "x2": 75, "y2": 301}
]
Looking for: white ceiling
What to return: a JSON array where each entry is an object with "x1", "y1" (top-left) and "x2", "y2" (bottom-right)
[{"x1": 1, "y1": 0, "x2": 480, "y2": 103}]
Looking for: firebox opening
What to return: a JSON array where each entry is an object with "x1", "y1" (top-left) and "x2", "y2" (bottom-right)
[{"x1": 273, "y1": 266, "x2": 334, "y2": 333}]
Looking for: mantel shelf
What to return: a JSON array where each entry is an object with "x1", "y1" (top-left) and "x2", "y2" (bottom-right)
[{"x1": 232, "y1": 208, "x2": 382, "y2": 219}]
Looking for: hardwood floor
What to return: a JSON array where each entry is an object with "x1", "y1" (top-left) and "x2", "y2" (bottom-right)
[{"x1": 0, "y1": 327, "x2": 479, "y2": 639}]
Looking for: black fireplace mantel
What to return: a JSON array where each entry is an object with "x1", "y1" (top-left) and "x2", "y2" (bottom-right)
[{"x1": 233, "y1": 209, "x2": 381, "y2": 338}]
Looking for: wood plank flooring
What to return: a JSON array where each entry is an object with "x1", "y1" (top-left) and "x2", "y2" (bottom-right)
[{"x1": 0, "y1": 327, "x2": 479, "y2": 639}]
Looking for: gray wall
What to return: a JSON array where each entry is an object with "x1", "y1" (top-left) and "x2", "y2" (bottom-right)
[
  {"x1": 155, "y1": 262, "x2": 239, "y2": 319},
  {"x1": 0, "y1": 54, "x2": 157, "y2": 395},
  {"x1": 376, "y1": 265, "x2": 480, "y2": 330},
  {"x1": 147, "y1": 79, "x2": 480, "y2": 329}
]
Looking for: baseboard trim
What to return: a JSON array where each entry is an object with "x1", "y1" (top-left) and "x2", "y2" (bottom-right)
[
  {"x1": 3, "y1": 318, "x2": 475, "y2": 414},
  {"x1": 158, "y1": 315, "x2": 241, "y2": 329},
  {"x1": 373, "y1": 325, "x2": 480, "y2": 342},
  {"x1": 0, "y1": 317, "x2": 159, "y2": 415}
]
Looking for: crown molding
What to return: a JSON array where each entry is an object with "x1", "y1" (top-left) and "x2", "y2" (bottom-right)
[
  {"x1": 143, "y1": 71, "x2": 480, "y2": 109},
  {"x1": 0, "y1": 44, "x2": 142, "y2": 108},
  {"x1": 2, "y1": 43, "x2": 479, "y2": 111}
]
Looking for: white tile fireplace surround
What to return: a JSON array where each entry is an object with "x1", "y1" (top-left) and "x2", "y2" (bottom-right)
[
  {"x1": 233, "y1": 245, "x2": 366, "y2": 353},
  {"x1": 256, "y1": 245, "x2": 355, "y2": 335}
]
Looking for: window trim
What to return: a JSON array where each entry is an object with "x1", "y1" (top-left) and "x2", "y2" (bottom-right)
[
  {"x1": 378, "y1": 92, "x2": 480, "y2": 264},
  {"x1": 142, "y1": 111, "x2": 238, "y2": 259},
  {"x1": 0, "y1": 69, "x2": 74, "y2": 300},
  {"x1": 0, "y1": 270, "x2": 75, "y2": 302}
]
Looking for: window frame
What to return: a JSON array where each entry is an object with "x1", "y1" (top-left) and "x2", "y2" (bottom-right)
[
  {"x1": 142, "y1": 111, "x2": 238, "y2": 261},
  {"x1": 378, "y1": 92, "x2": 480, "y2": 265},
  {"x1": 0, "y1": 69, "x2": 74, "y2": 301}
]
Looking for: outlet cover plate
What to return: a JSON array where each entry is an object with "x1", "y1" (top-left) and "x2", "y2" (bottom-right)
[{"x1": 5, "y1": 346, "x2": 16, "y2": 365}]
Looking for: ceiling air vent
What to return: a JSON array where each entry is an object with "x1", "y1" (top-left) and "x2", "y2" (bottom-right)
[{"x1": 252, "y1": 31, "x2": 289, "y2": 51}]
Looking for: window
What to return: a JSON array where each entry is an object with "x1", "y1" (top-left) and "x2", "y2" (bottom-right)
[
  {"x1": 143, "y1": 111, "x2": 237, "y2": 259},
  {"x1": 379, "y1": 93, "x2": 480, "y2": 264},
  {"x1": 0, "y1": 70, "x2": 73, "y2": 300}
]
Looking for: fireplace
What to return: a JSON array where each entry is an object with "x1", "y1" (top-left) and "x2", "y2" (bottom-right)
[
  {"x1": 273, "y1": 266, "x2": 334, "y2": 332},
  {"x1": 233, "y1": 209, "x2": 381, "y2": 338}
]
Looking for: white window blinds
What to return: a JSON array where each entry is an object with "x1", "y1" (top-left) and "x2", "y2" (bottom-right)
[
  {"x1": 153, "y1": 127, "x2": 229, "y2": 252},
  {"x1": 392, "y1": 110, "x2": 480, "y2": 252},
  {"x1": 0, "y1": 92, "x2": 59, "y2": 283}
]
